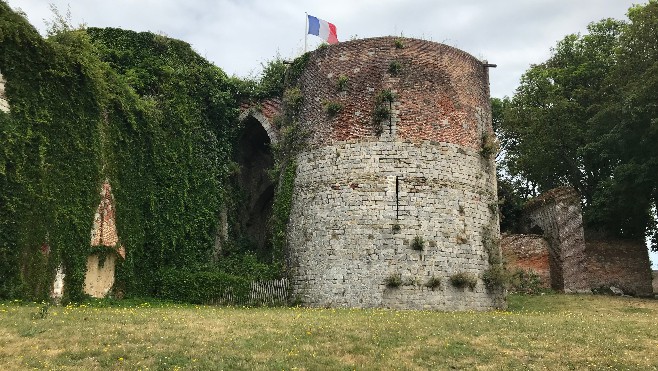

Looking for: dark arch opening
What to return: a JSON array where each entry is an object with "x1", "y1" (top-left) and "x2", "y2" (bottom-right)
[{"x1": 235, "y1": 116, "x2": 275, "y2": 258}]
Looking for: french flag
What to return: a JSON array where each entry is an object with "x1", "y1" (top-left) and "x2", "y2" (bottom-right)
[{"x1": 307, "y1": 14, "x2": 338, "y2": 44}]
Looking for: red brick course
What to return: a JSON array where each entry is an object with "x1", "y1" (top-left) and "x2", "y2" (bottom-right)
[
  {"x1": 297, "y1": 37, "x2": 492, "y2": 149},
  {"x1": 501, "y1": 234, "x2": 551, "y2": 288}
]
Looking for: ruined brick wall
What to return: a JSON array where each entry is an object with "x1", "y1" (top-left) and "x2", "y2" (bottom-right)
[
  {"x1": 0, "y1": 71, "x2": 10, "y2": 113},
  {"x1": 522, "y1": 187, "x2": 588, "y2": 292},
  {"x1": 584, "y1": 232, "x2": 653, "y2": 296},
  {"x1": 500, "y1": 234, "x2": 551, "y2": 288},
  {"x1": 85, "y1": 181, "x2": 124, "y2": 298},
  {"x1": 287, "y1": 37, "x2": 503, "y2": 310}
]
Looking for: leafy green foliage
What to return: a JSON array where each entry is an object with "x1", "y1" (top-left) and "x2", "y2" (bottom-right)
[
  {"x1": 336, "y1": 75, "x2": 349, "y2": 91},
  {"x1": 587, "y1": 2, "x2": 658, "y2": 246},
  {"x1": 508, "y1": 269, "x2": 544, "y2": 294},
  {"x1": 372, "y1": 89, "x2": 396, "y2": 134},
  {"x1": 384, "y1": 273, "x2": 402, "y2": 288},
  {"x1": 0, "y1": 3, "x2": 251, "y2": 302},
  {"x1": 424, "y1": 276, "x2": 441, "y2": 290},
  {"x1": 480, "y1": 132, "x2": 499, "y2": 159},
  {"x1": 482, "y1": 265, "x2": 508, "y2": 291},
  {"x1": 257, "y1": 58, "x2": 287, "y2": 98},
  {"x1": 323, "y1": 100, "x2": 343, "y2": 117},
  {"x1": 496, "y1": 177, "x2": 527, "y2": 233},
  {"x1": 411, "y1": 236, "x2": 424, "y2": 251},
  {"x1": 0, "y1": 7, "x2": 106, "y2": 301},
  {"x1": 270, "y1": 161, "x2": 297, "y2": 267},
  {"x1": 85, "y1": 27, "x2": 239, "y2": 298},
  {"x1": 497, "y1": 5, "x2": 658, "y2": 247},
  {"x1": 388, "y1": 60, "x2": 402, "y2": 76},
  {"x1": 449, "y1": 272, "x2": 477, "y2": 290}
]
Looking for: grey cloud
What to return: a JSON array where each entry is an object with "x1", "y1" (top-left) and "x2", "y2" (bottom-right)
[{"x1": 6, "y1": 0, "x2": 639, "y2": 97}]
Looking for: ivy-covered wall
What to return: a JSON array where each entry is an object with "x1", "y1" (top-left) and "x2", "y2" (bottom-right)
[
  {"x1": 0, "y1": 3, "x2": 284, "y2": 303},
  {"x1": 1, "y1": 3, "x2": 105, "y2": 301}
]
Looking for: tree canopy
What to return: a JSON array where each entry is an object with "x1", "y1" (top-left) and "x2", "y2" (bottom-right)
[{"x1": 497, "y1": 0, "x2": 658, "y2": 248}]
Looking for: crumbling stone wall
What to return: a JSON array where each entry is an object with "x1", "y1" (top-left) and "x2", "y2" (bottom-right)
[
  {"x1": 287, "y1": 37, "x2": 503, "y2": 310},
  {"x1": 0, "y1": 71, "x2": 10, "y2": 113},
  {"x1": 522, "y1": 187, "x2": 588, "y2": 292},
  {"x1": 500, "y1": 234, "x2": 551, "y2": 288},
  {"x1": 584, "y1": 232, "x2": 653, "y2": 296}
]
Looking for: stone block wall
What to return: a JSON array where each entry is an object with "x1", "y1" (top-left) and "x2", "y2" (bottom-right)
[
  {"x1": 287, "y1": 140, "x2": 503, "y2": 310},
  {"x1": 584, "y1": 233, "x2": 653, "y2": 296},
  {"x1": 522, "y1": 187, "x2": 588, "y2": 292},
  {"x1": 0, "y1": 71, "x2": 10, "y2": 113},
  {"x1": 500, "y1": 234, "x2": 551, "y2": 288}
]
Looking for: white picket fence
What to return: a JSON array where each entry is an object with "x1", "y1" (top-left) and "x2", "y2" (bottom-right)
[
  {"x1": 208, "y1": 278, "x2": 290, "y2": 306},
  {"x1": 249, "y1": 278, "x2": 290, "y2": 306}
]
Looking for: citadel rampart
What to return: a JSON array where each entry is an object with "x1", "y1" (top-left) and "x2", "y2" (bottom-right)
[{"x1": 284, "y1": 37, "x2": 503, "y2": 310}]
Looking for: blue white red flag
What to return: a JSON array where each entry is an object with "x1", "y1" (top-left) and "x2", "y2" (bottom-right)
[{"x1": 307, "y1": 14, "x2": 338, "y2": 44}]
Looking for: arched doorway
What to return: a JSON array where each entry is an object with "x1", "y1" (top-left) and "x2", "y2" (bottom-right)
[{"x1": 234, "y1": 115, "x2": 276, "y2": 257}]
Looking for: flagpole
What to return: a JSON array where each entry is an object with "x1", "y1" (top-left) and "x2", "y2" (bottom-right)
[{"x1": 304, "y1": 12, "x2": 308, "y2": 53}]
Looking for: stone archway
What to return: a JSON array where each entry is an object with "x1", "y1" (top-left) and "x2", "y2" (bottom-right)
[{"x1": 234, "y1": 113, "x2": 277, "y2": 255}]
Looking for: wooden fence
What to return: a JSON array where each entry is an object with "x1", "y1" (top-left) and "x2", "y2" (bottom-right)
[{"x1": 208, "y1": 278, "x2": 291, "y2": 306}]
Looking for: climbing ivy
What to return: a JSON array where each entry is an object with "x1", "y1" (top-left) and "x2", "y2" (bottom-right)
[
  {"x1": 0, "y1": 2, "x2": 313, "y2": 303},
  {"x1": 0, "y1": 3, "x2": 248, "y2": 302},
  {"x1": 0, "y1": 5, "x2": 110, "y2": 301},
  {"x1": 86, "y1": 27, "x2": 241, "y2": 298}
]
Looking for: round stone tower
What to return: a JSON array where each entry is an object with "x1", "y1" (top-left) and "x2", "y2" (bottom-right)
[{"x1": 286, "y1": 37, "x2": 503, "y2": 310}]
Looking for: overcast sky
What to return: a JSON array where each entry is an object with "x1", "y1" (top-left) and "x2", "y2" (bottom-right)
[
  {"x1": 5, "y1": 0, "x2": 656, "y2": 268},
  {"x1": 6, "y1": 0, "x2": 641, "y2": 99}
]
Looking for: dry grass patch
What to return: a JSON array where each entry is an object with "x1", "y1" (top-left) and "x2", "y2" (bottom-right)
[{"x1": 0, "y1": 295, "x2": 657, "y2": 369}]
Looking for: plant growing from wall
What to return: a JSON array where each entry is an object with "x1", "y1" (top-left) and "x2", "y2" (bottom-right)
[
  {"x1": 480, "y1": 132, "x2": 500, "y2": 159},
  {"x1": 425, "y1": 276, "x2": 441, "y2": 290},
  {"x1": 394, "y1": 38, "x2": 404, "y2": 49},
  {"x1": 264, "y1": 52, "x2": 312, "y2": 277},
  {"x1": 384, "y1": 273, "x2": 402, "y2": 288},
  {"x1": 388, "y1": 60, "x2": 402, "y2": 76},
  {"x1": 283, "y1": 87, "x2": 303, "y2": 117},
  {"x1": 450, "y1": 272, "x2": 477, "y2": 290},
  {"x1": 0, "y1": 3, "x2": 259, "y2": 303},
  {"x1": 337, "y1": 75, "x2": 349, "y2": 91},
  {"x1": 411, "y1": 235, "x2": 425, "y2": 251},
  {"x1": 372, "y1": 89, "x2": 396, "y2": 135},
  {"x1": 481, "y1": 226, "x2": 508, "y2": 291},
  {"x1": 324, "y1": 100, "x2": 343, "y2": 117},
  {"x1": 482, "y1": 265, "x2": 507, "y2": 290}
]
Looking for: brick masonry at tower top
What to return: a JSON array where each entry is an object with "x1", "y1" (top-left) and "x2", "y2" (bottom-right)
[{"x1": 297, "y1": 37, "x2": 492, "y2": 149}]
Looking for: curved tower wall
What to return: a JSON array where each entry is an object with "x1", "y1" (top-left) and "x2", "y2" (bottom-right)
[{"x1": 287, "y1": 37, "x2": 502, "y2": 310}]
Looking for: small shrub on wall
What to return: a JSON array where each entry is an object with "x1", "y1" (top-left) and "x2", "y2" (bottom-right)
[
  {"x1": 425, "y1": 276, "x2": 441, "y2": 290},
  {"x1": 450, "y1": 272, "x2": 477, "y2": 290},
  {"x1": 385, "y1": 273, "x2": 402, "y2": 288},
  {"x1": 411, "y1": 236, "x2": 425, "y2": 251}
]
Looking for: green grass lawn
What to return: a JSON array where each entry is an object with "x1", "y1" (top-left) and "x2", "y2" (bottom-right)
[{"x1": 1, "y1": 294, "x2": 657, "y2": 370}]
